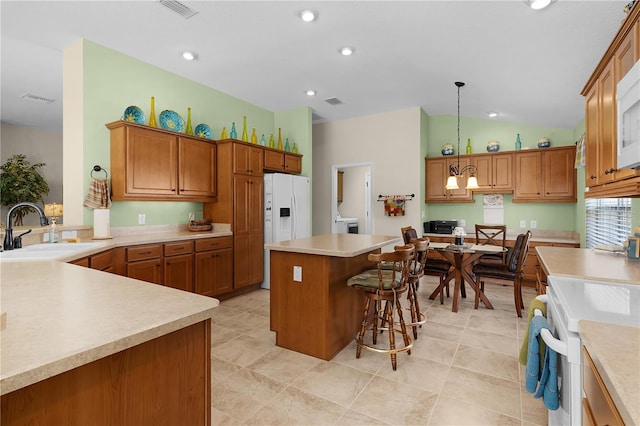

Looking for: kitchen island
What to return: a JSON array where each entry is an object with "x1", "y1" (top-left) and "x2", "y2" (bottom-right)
[
  {"x1": 266, "y1": 233, "x2": 401, "y2": 360},
  {"x1": 1, "y1": 260, "x2": 218, "y2": 425}
]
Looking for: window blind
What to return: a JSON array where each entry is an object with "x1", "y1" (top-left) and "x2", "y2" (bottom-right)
[{"x1": 585, "y1": 198, "x2": 632, "y2": 248}]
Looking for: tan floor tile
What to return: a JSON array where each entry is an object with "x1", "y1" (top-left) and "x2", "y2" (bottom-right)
[
  {"x1": 292, "y1": 362, "x2": 373, "y2": 407},
  {"x1": 332, "y1": 340, "x2": 387, "y2": 374},
  {"x1": 213, "y1": 335, "x2": 276, "y2": 367},
  {"x1": 221, "y1": 295, "x2": 265, "y2": 312},
  {"x1": 421, "y1": 321, "x2": 465, "y2": 344},
  {"x1": 424, "y1": 304, "x2": 471, "y2": 327},
  {"x1": 225, "y1": 368, "x2": 287, "y2": 404},
  {"x1": 409, "y1": 335, "x2": 459, "y2": 365},
  {"x1": 376, "y1": 354, "x2": 450, "y2": 394},
  {"x1": 216, "y1": 311, "x2": 270, "y2": 333},
  {"x1": 466, "y1": 312, "x2": 518, "y2": 338},
  {"x1": 248, "y1": 346, "x2": 321, "y2": 384},
  {"x1": 211, "y1": 378, "x2": 267, "y2": 422},
  {"x1": 461, "y1": 327, "x2": 520, "y2": 356},
  {"x1": 249, "y1": 302, "x2": 270, "y2": 317},
  {"x1": 452, "y1": 344, "x2": 520, "y2": 383},
  {"x1": 441, "y1": 366, "x2": 521, "y2": 419},
  {"x1": 211, "y1": 355, "x2": 242, "y2": 380},
  {"x1": 243, "y1": 288, "x2": 271, "y2": 302},
  {"x1": 521, "y1": 388, "x2": 550, "y2": 425},
  {"x1": 351, "y1": 376, "x2": 438, "y2": 425},
  {"x1": 336, "y1": 409, "x2": 390, "y2": 425},
  {"x1": 244, "y1": 386, "x2": 345, "y2": 425},
  {"x1": 211, "y1": 305, "x2": 244, "y2": 323},
  {"x1": 211, "y1": 325, "x2": 240, "y2": 347},
  {"x1": 211, "y1": 407, "x2": 240, "y2": 425},
  {"x1": 243, "y1": 326, "x2": 276, "y2": 344},
  {"x1": 429, "y1": 395, "x2": 521, "y2": 425}
]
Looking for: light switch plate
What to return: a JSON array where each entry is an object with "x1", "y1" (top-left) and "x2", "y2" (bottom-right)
[
  {"x1": 61, "y1": 230, "x2": 77, "y2": 240},
  {"x1": 530, "y1": 220, "x2": 537, "y2": 229},
  {"x1": 520, "y1": 220, "x2": 526, "y2": 228},
  {"x1": 293, "y1": 266, "x2": 302, "y2": 282}
]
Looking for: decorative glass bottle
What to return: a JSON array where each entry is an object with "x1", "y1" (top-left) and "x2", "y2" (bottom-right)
[
  {"x1": 251, "y1": 128, "x2": 257, "y2": 144},
  {"x1": 241, "y1": 116, "x2": 248, "y2": 142},
  {"x1": 277, "y1": 128, "x2": 283, "y2": 150},
  {"x1": 285, "y1": 138, "x2": 291, "y2": 151},
  {"x1": 230, "y1": 122, "x2": 237, "y2": 139},
  {"x1": 260, "y1": 134, "x2": 266, "y2": 146},
  {"x1": 268, "y1": 133, "x2": 275, "y2": 148},
  {"x1": 292, "y1": 143, "x2": 298, "y2": 153},
  {"x1": 148, "y1": 96, "x2": 157, "y2": 127},
  {"x1": 516, "y1": 133, "x2": 522, "y2": 150},
  {"x1": 186, "y1": 108, "x2": 193, "y2": 135},
  {"x1": 220, "y1": 127, "x2": 227, "y2": 139},
  {"x1": 466, "y1": 138, "x2": 472, "y2": 154}
]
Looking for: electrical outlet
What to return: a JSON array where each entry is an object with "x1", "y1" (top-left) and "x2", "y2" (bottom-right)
[
  {"x1": 530, "y1": 220, "x2": 537, "y2": 229},
  {"x1": 520, "y1": 220, "x2": 526, "y2": 228},
  {"x1": 293, "y1": 266, "x2": 302, "y2": 282},
  {"x1": 138, "y1": 213, "x2": 146, "y2": 225},
  {"x1": 459, "y1": 219, "x2": 466, "y2": 227},
  {"x1": 61, "y1": 230, "x2": 77, "y2": 240}
]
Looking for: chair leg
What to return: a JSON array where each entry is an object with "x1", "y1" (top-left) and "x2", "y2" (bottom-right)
[
  {"x1": 395, "y1": 298, "x2": 412, "y2": 356},
  {"x1": 356, "y1": 297, "x2": 371, "y2": 359},
  {"x1": 386, "y1": 302, "x2": 397, "y2": 370},
  {"x1": 372, "y1": 300, "x2": 380, "y2": 344},
  {"x1": 474, "y1": 279, "x2": 482, "y2": 309},
  {"x1": 407, "y1": 281, "x2": 419, "y2": 339},
  {"x1": 514, "y1": 279, "x2": 523, "y2": 318}
]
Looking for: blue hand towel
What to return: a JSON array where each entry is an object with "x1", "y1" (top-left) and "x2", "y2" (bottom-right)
[
  {"x1": 534, "y1": 344, "x2": 559, "y2": 410},
  {"x1": 525, "y1": 315, "x2": 559, "y2": 410},
  {"x1": 525, "y1": 316, "x2": 546, "y2": 393}
]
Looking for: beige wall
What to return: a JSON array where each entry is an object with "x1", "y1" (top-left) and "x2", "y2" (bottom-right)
[
  {"x1": 1, "y1": 122, "x2": 64, "y2": 225},
  {"x1": 312, "y1": 107, "x2": 422, "y2": 238}
]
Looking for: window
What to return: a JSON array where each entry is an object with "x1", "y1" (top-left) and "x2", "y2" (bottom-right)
[{"x1": 585, "y1": 198, "x2": 632, "y2": 248}]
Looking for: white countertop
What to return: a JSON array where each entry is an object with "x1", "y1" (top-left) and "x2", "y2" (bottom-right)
[
  {"x1": 265, "y1": 233, "x2": 401, "y2": 257},
  {"x1": 0, "y1": 261, "x2": 218, "y2": 395}
]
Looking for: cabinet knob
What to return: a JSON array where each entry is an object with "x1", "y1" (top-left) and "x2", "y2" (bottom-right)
[{"x1": 590, "y1": 175, "x2": 597, "y2": 180}]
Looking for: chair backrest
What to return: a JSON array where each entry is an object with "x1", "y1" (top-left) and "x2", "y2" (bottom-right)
[
  {"x1": 368, "y1": 244, "x2": 415, "y2": 289},
  {"x1": 408, "y1": 237, "x2": 429, "y2": 276},
  {"x1": 401, "y1": 226, "x2": 418, "y2": 245},
  {"x1": 475, "y1": 224, "x2": 507, "y2": 247},
  {"x1": 506, "y1": 231, "x2": 532, "y2": 273}
]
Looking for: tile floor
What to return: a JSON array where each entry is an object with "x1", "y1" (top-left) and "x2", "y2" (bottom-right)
[{"x1": 210, "y1": 276, "x2": 549, "y2": 425}]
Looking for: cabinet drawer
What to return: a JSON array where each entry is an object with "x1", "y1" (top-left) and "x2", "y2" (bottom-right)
[
  {"x1": 70, "y1": 257, "x2": 89, "y2": 267},
  {"x1": 195, "y1": 236, "x2": 233, "y2": 252},
  {"x1": 164, "y1": 241, "x2": 194, "y2": 257},
  {"x1": 127, "y1": 244, "x2": 162, "y2": 262},
  {"x1": 90, "y1": 249, "x2": 113, "y2": 271}
]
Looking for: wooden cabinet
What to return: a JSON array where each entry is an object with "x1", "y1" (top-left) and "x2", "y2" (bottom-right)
[
  {"x1": 107, "y1": 121, "x2": 216, "y2": 202},
  {"x1": 472, "y1": 153, "x2": 513, "y2": 193},
  {"x1": 194, "y1": 236, "x2": 233, "y2": 296},
  {"x1": 337, "y1": 170, "x2": 344, "y2": 202},
  {"x1": 126, "y1": 244, "x2": 163, "y2": 285},
  {"x1": 163, "y1": 241, "x2": 193, "y2": 292},
  {"x1": 582, "y1": 6, "x2": 640, "y2": 198},
  {"x1": 583, "y1": 347, "x2": 624, "y2": 426},
  {"x1": 425, "y1": 157, "x2": 473, "y2": 202},
  {"x1": 513, "y1": 146, "x2": 576, "y2": 202},
  {"x1": 204, "y1": 140, "x2": 265, "y2": 295},
  {"x1": 263, "y1": 148, "x2": 302, "y2": 174},
  {"x1": 90, "y1": 249, "x2": 113, "y2": 272}
]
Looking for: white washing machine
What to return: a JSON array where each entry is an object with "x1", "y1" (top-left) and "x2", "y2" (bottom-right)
[{"x1": 336, "y1": 218, "x2": 359, "y2": 234}]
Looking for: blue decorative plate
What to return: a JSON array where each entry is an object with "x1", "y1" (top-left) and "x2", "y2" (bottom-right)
[
  {"x1": 123, "y1": 106, "x2": 145, "y2": 124},
  {"x1": 159, "y1": 110, "x2": 185, "y2": 132},
  {"x1": 194, "y1": 123, "x2": 213, "y2": 139}
]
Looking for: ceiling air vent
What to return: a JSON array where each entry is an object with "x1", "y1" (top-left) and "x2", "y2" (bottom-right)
[
  {"x1": 324, "y1": 97, "x2": 343, "y2": 106},
  {"x1": 20, "y1": 93, "x2": 55, "y2": 104},
  {"x1": 156, "y1": 0, "x2": 199, "y2": 19}
]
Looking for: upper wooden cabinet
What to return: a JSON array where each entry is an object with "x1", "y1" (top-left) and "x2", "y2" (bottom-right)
[
  {"x1": 263, "y1": 147, "x2": 302, "y2": 174},
  {"x1": 582, "y1": 7, "x2": 640, "y2": 198},
  {"x1": 107, "y1": 121, "x2": 216, "y2": 202},
  {"x1": 513, "y1": 146, "x2": 577, "y2": 202},
  {"x1": 231, "y1": 141, "x2": 263, "y2": 176},
  {"x1": 472, "y1": 153, "x2": 513, "y2": 193},
  {"x1": 425, "y1": 157, "x2": 474, "y2": 202}
]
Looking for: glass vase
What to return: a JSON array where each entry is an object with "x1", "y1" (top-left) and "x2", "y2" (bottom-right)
[
  {"x1": 148, "y1": 96, "x2": 157, "y2": 128},
  {"x1": 277, "y1": 128, "x2": 283, "y2": 150},
  {"x1": 186, "y1": 107, "x2": 193, "y2": 135},
  {"x1": 241, "y1": 116, "x2": 248, "y2": 142}
]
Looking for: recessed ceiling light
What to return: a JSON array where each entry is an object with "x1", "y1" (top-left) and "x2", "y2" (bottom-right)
[
  {"x1": 529, "y1": 0, "x2": 552, "y2": 10},
  {"x1": 339, "y1": 47, "x2": 355, "y2": 56},
  {"x1": 305, "y1": 89, "x2": 317, "y2": 96},
  {"x1": 488, "y1": 112, "x2": 499, "y2": 118},
  {"x1": 299, "y1": 9, "x2": 318, "y2": 22},
  {"x1": 182, "y1": 51, "x2": 198, "y2": 61}
]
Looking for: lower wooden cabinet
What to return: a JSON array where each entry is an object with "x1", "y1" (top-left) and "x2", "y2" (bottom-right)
[
  {"x1": 126, "y1": 244, "x2": 163, "y2": 285},
  {"x1": 194, "y1": 237, "x2": 233, "y2": 297},
  {"x1": 583, "y1": 347, "x2": 624, "y2": 426},
  {"x1": 164, "y1": 241, "x2": 194, "y2": 292}
]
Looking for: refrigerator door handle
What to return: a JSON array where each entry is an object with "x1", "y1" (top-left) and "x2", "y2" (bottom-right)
[{"x1": 291, "y1": 193, "x2": 297, "y2": 240}]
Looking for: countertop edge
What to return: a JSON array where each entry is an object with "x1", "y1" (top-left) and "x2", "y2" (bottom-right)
[{"x1": 265, "y1": 235, "x2": 401, "y2": 257}]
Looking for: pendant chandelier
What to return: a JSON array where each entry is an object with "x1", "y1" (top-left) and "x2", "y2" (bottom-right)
[{"x1": 445, "y1": 81, "x2": 479, "y2": 190}]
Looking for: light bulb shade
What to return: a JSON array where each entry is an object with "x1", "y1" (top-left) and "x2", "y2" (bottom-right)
[
  {"x1": 44, "y1": 203, "x2": 63, "y2": 217},
  {"x1": 466, "y1": 176, "x2": 479, "y2": 190},
  {"x1": 445, "y1": 175, "x2": 460, "y2": 190}
]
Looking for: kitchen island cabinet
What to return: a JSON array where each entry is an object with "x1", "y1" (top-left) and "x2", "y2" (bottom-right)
[
  {"x1": 266, "y1": 233, "x2": 401, "y2": 360},
  {"x1": 0, "y1": 261, "x2": 217, "y2": 425}
]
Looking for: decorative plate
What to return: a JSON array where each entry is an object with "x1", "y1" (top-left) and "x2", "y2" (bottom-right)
[
  {"x1": 194, "y1": 123, "x2": 213, "y2": 139},
  {"x1": 123, "y1": 106, "x2": 145, "y2": 124},
  {"x1": 159, "y1": 110, "x2": 185, "y2": 132}
]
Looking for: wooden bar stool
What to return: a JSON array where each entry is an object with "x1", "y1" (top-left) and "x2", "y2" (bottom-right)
[
  {"x1": 347, "y1": 244, "x2": 415, "y2": 370},
  {"x1": 406, "y1": 237, "x2": 429, "y2": 339}
]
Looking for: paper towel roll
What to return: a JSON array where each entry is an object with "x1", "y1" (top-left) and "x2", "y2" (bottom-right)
[{"x1": 93, "y1": 208, "x2": 111, "y2": 238}]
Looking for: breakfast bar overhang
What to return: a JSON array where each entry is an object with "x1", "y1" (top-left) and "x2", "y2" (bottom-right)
[{"x1": 265, "y1": 234, "x2": 401, "y2": 360}]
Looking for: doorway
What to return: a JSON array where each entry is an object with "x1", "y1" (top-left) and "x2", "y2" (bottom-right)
[{"x1": 331, "y1": 162, "x2": 373, "y2": 234}]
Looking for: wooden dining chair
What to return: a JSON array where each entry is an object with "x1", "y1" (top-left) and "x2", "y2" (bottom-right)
[
  {"x1": 475, "y1": 224, "x2": 507, "y2": 264},
  {"x1": 472, "y1": 230, "x2": 532, "y2": 317}
]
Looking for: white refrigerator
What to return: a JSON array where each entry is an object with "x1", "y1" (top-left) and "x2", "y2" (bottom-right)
[{"x1": 262, "y1": 173, "x2": 311, "y2": 289}]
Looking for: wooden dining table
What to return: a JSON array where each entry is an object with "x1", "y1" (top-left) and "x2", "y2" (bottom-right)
[{"x1": 427, "y1": 242, "x2": 508, "y2": 313}]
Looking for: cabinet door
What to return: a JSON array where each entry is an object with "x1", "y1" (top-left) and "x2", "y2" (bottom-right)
[
  {"x1": 234, "y1": 233, "x2": 264, "y2": 289},
  {"x1": 446, "y1": 157, "x2": 473, "y2": 201},
  {"x1": 599, "y1": 61, "x2": 617, "y2": 185},
  {"x1": 233, "y1": 175, "x2": 263, "y2": 235},
  {"x1": 128, "y1": 259, "x2": 163, "y2": 285},
  {"x1": 472, "y1": 155, "x2": 492, "y2": 191},
  {"x1": 543, "y1": 148, "x2": 577, "y2": 201},
  {"x1": 90, "y1": 249, "x2": 113, "y2": 271},
  {"x1": 194, "y1": 248, "x2": 233, "y2": 296},
  {"x1": 178, "y1": 138, "x2": 216, "y2": 198},
  {"x1": 233, "y1": 143, "x2": 263, "y2": 176},
  {"x1": 585, "y1": 83, "x2": 600, "y2": 187},
  {"x1": 425, "y1": 158, "x2": 448, "y2": 201},
  {"x1": 264, "y1": 150, "x2": 284, "y2": 171},
  {"x1": 126, "y1": 126, "x2": 178, "y2": 196},
  {"x1": 492, "y1": 154, "x2": 513, "y2": 191},
  {"x1": 514, "y1": 151, "x2": 543, "y2": 200},
  {"x1": 284, "y1": 154, "x2": 302, "y2": 174},
  {"x1": 164, "y1": 253, "x2": 193, "y2": 292}
]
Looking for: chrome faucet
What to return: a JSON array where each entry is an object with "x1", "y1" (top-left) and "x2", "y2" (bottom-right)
[{"x1": 3, "y1": 202, "x2": 49, "y2": 251}]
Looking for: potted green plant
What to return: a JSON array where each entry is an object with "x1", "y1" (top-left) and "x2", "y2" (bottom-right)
[{"x1": 1, "y1": 154, "x2": 50, "y2": 226}]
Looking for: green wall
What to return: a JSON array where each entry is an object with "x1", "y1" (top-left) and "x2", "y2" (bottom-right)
[
  {"x1": 423, "y1": 114, "x2": 580, "y2": 234},
  {"x1": 81, "y1": 40, "x2": 311, "y2": 227}
]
